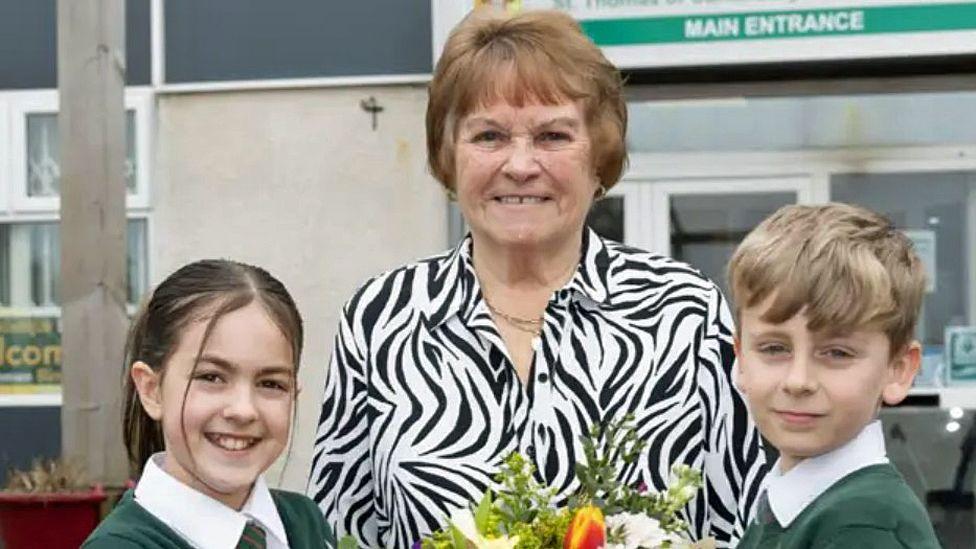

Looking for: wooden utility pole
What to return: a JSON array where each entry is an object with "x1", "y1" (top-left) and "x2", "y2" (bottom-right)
[{"x1": 57, "y1": 0, "x2": 129, "y2": 484}]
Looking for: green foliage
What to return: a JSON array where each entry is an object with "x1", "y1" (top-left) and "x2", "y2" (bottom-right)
[{"x1": 418, "y1": 415, "x2": 704, "y2": 548}]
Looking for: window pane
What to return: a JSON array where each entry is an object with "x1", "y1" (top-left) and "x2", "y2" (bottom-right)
[
  {"x1": 587, "y1": 195, "x2": 625, "y2": 243},
  {"x1": 26, "y1": 114, "x2": 59, "y2": 197},
  {"x1": 28, "y1": 224, "x2": 59, "y2": 307},
  {"x1": 670, "y1": 192, "x2": 796, "y2": 298},
  {"x1": 25, "y1": 111, "x2": 138, "y2": 197},
  {"x1": 0, "y1": 220, "x2": 148, "y2": 308},
  {"x1": 126, "y1": 219, "x2": 148, "y2": 304},
  {"x1": 831, "y1": 172, "x2": 975, "y2": 348},
  {"x1": 629, "y1": 91, "x2": 976, "y2": 153}
]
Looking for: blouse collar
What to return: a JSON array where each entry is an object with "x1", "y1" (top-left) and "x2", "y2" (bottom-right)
[{"x1": 429, "y1": 226, "x2": 613, "y2": 329}]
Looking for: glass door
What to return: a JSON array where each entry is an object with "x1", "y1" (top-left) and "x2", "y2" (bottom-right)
[{"x1": 648, "y1": 176, "x2": 815, "y2": 296}]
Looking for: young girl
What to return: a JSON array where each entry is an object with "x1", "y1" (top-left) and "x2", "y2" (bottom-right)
[{"x1": 83, "y1": 259, "x2": 333, "y2": 549}]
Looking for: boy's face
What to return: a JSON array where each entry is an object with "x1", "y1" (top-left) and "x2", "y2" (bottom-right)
[{"x1": 735, "y1": 299, "x2": 920, "y2": 472}]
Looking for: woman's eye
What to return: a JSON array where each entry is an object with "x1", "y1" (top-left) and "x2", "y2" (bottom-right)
[
  {"x1": 537, "y1": 131, "x2": 570, "y2": 143},
  {"x1": 471, "y1": 130, "x2": 505, "y2": 143}
]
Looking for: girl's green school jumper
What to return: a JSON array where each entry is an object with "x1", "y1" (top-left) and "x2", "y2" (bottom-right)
[{"x1": 82, "y1": 489, "x2": 335, "y2": 548}]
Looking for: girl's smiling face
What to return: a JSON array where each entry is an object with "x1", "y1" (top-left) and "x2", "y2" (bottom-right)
[{"x1": 134, "y1": 301, "x2": 296, "y2": 509}]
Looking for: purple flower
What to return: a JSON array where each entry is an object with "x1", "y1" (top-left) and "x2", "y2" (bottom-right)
[{"x1": 411, "y1": 541, "x2": 422, "y2": 549}]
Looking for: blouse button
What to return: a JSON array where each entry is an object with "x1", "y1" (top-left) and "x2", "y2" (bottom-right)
[
  {"x1": 526, "y1": 445, "x2": 536, "y2": 459},
  {"x1": 537, "y1": 372, "x2": 549, "y2": 384},
  {"x1": 531, "y1": 337, "x2": 542, "y2": 351}
]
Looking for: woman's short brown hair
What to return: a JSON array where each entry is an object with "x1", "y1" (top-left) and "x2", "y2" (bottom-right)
[{"x1": 427, "y1": 9, "x2": 627, "y2": 191}]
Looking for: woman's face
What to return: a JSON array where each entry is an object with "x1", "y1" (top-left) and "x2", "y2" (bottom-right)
[{"x1": 454, "y1": 99, "x2": 599, "y2": 251}]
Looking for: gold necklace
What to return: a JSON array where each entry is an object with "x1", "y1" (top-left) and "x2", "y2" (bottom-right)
[{"x1": 483, "y1": 295, "x2": 543, "y2": 336}]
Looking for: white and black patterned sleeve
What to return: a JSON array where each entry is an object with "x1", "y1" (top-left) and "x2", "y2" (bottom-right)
[
  {"x1": 308, "y1": 297, "x2": 378, "y2": 547},
  {"x1": 697, "y1": 284, "x2": 767, "y2": 547}
]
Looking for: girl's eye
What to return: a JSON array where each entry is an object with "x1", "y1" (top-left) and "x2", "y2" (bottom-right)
[
  {"x1": 259, "y1": 379, "x2": 292, "y2": 392},
  {"x1": 194, "y1": 372, "x2": 223, "y2": 384}
]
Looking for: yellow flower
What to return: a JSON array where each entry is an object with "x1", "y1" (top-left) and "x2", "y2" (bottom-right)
[{"x1": 449, "y1": 508, "x2": 520, "y2": 549}]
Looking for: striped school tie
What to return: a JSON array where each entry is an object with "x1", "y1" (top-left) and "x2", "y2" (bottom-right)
[
  {"x1": 754, "y1": 489, "x2": 776, "y2": 525},
  {"x1": 236, "y1": 521, "x2": 267, "y2": 549}
]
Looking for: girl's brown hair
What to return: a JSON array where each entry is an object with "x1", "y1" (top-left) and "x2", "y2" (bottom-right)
[{"x1": 122, "y1": 259, "x2": 303, "y2": 475}]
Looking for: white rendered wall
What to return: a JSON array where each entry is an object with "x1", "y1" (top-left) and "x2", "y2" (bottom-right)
[{"x1": 151, "y1": 85, "x2": 448, "y2": 490}]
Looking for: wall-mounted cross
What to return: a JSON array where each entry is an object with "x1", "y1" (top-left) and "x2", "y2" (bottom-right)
[{"x1": 360, "y1": 96, "x2": 384, "y2": 131}]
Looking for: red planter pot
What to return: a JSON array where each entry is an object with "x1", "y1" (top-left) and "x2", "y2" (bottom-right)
[{"x1": 0, "y1": 489, "x2": 107, "y2": 549}]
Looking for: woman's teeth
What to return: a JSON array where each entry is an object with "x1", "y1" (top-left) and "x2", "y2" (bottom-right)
[
  {"x1": 496, "y1": 196, "x2": 546, "y2": 204},
  {"x1": 206, "y1": 434, "x2": 258, "y2": 451}
]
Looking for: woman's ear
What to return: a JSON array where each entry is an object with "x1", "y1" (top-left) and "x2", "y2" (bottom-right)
[
  {"x1": 131, "y1": 361, "x2": 164, "y2": 420},
  {"x1": 881, "y1": 341, "x2": 922, "y2": 406},
  {"x1": 733, "y1": 336, "x2": 748, "y2": 393}
]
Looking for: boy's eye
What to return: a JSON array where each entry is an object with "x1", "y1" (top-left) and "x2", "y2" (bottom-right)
[
  {"x1": 757, "y1": 343, "x2": 789, "y2": 356},
  {"x1": 822, "y1": 347, "x2": 856, "y2": 360}
]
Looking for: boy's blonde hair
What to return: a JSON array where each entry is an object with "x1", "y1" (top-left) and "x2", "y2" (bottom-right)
[{"x1": 727, "y1": 203, "x2": 925, "y2": 354}]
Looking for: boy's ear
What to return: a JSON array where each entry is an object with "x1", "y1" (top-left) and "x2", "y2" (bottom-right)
[
  {"x1": 881, "y1": 341, "x2": 922, "y2": 406},
  {"x1": 131, "y1": 361, "x2": 164, "y2": 420}
]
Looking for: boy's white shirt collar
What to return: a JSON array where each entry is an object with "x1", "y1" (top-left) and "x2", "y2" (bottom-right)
[
  {"x1": 765, "y1": 420, "x2": 889, "y2": 527},
  {"x1": 134, "y1": 453, "x2": 290, "y2": 549}
]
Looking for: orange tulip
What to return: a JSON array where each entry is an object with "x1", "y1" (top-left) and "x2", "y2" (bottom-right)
[{"x1": 564, "y1": 505, "x2": 606, "y2": 549}]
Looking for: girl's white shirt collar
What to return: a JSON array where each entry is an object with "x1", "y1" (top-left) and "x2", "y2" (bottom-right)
[{"x1": 134, "y1": 453, "x2": 290, "y2": 549}]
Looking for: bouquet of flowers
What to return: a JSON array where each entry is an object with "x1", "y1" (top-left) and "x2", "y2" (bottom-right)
[{"x1": 416, "y1": 416, "x2": 715, "y2": 549}]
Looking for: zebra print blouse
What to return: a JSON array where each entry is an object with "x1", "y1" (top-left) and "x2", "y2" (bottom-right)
[{"x1": 309, "y1": 228, "x2": 767, "y2": 548}]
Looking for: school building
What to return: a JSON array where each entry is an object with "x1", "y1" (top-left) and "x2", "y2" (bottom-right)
[{"x1": 0, "y1": 0, "x2": 974, "y2": 543}]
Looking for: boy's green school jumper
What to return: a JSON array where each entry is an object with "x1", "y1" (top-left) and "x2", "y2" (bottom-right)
[
  {"x1": 82, "y1": 489, "x2": 335, "y2": 548},
  {"x1": 737, "y1": 463, "x2": 940, "y2": 549}
]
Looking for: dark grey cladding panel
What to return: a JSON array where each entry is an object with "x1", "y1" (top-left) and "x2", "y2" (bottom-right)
[
  {"x1": 0, "y1": 0, "x2": 151, "y2": 90},
  {"x1": 164, "y1": 0, "x2": 432, "y2": 83},
  {"x1": 0, "y1": 406, "x2": 60, "y2": 476}
]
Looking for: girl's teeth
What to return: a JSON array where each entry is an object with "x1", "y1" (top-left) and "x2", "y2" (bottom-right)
[{"x1": 211, "y1": 435, "x2": 255, "y2": 451}]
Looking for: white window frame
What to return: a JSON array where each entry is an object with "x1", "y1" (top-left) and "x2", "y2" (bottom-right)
[
  {"x1": 7, "y1": 87, "x2": 153, "y2": 212},
  {"x1": 0, "y1": 87, "x2": 153, "y2": 407},
  {"x1": 0, "y1": 99, "x2": 8, "y2": 213}
]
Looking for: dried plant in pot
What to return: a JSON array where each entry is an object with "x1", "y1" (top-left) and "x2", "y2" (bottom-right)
[{"x1": 0, "y1": 458, "x2": 106, "y2": 549}]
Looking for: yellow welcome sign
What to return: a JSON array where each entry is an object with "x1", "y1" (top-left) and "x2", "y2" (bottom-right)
[
  {"x1": 475, "y1": 0, "x2": 522, "y2": 13},
  {"x1": 0, "y1": 317, "x2": 61, "y2": 394}
]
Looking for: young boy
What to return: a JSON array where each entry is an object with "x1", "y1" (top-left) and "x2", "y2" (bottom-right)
[{"x1": 729, "y1": 203, "x2": 941, "y2": 548}]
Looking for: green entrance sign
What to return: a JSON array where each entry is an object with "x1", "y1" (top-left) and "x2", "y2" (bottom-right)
[{"x1": 581, "y1": 3, "x2": 976, "y2": 45}]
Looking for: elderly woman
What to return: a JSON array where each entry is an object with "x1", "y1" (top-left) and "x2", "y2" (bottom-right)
[{"x1": 309, "y1": 9, "x2": 766, "y2": 548}]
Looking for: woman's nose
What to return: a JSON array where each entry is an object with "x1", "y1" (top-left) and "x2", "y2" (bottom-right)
[{"x1": 501, "y1": 138, "x2": 542, "y2": 182}]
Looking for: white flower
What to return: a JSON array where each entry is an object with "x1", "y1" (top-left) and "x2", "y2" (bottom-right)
[
  {"x1": 448, "y1": 508, "x2": 520, "y2": 549},
  {"x1": 604, "y1": 512, "x2": 680, "y2": 549}
]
